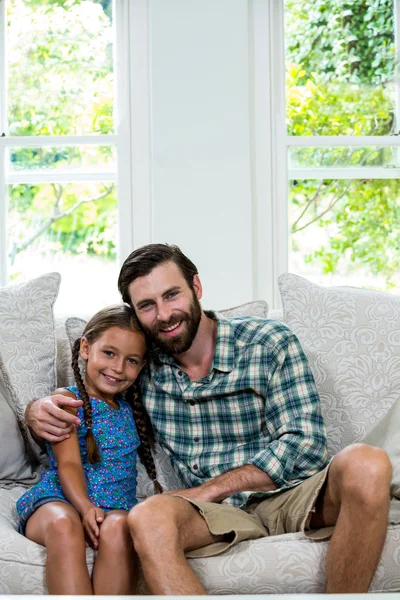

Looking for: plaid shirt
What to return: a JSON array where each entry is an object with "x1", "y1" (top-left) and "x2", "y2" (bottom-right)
[{"x1": 139, "y1": 312, "x2": 328, "y2": 508}]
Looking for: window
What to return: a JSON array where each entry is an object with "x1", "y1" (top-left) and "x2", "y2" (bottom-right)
[
  {"x1": 0, "y1": 0, "x2": 135, "y2": 313},
  {"x1": 284, "y1": 0, "x2": 400, "y2": 293}
]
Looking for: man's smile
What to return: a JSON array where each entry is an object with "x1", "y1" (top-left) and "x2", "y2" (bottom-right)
[{"x1": 159, "y1": 321, "x2": 183, "y2": 334}]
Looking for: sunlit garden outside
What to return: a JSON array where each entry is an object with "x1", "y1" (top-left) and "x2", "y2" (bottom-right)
[
  {"x1": 285, "y1": 0, "x2": 400, "y2": 292},
  {"x1": 5, "y1": 0, "x2": 119, "y2": 313}
]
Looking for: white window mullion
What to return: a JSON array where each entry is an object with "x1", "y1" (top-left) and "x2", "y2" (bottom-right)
[
  {"x1": 112, "y1": 0, "x2": 134, "y2": 266},
  {"x1": 251, "y1": 0, "x2": 287, "y2": 309},
  {"x1": 0, "y1": 135, "x2": 118, "y2": 148},
  {"x1": 270, "y1": 0, "x2": 288, "y2": 308},
  {"x1": 128, "y1": 0, "x2": 153, "y2": 249},
  {"x1": 115, "y1": 0, "x2": 153, "y2": 266},
  {"x1": 249, "y1": 0, "x2": 275, "y2": 305},
  {"x1": 287, "y1": 135, "x2": 400, "y2": 147},
  {"x1": 0, "y1": 0, "x2": 7, "y2": 286}
]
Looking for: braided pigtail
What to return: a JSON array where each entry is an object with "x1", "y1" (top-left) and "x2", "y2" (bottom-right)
[
  {"x1": 71, "y1": 337, "x2": 101, "y2": 464},
  {"x1": 127, "y1": 384, "x2": 163, "y2": 494}
]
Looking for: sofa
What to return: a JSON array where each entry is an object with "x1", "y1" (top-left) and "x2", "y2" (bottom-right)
[{"x1": 0, "y1": 272, "x2": 399, "y2": 594}]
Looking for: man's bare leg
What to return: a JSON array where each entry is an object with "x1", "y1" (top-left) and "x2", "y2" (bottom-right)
[
  {"x1": 310, "y1": 443, "x2": 392, "y2": 593},
  {"x1": 128, "y1": 496, "x2": 223, "y2": 595}
]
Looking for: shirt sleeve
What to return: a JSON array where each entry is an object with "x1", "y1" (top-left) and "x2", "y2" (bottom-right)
[{"x1": 247, "y1": 332, "x2": 329, "y2": 488}]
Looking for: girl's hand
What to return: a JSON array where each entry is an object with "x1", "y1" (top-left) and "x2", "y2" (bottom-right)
[{"x1": 81, "y1": 504, "x2": 105, "y2": 549}]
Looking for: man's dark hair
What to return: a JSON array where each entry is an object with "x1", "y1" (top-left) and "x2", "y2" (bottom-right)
[{"x1": 118, "y1": 243, "x2": 199, "y2": 306}]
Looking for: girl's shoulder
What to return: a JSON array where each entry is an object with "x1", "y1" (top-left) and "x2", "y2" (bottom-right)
[{"x1": 63, "y1": 385, "x2": 80, "y2": 398}]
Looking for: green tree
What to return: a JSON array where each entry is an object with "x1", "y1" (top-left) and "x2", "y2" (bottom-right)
[
  {"x1": 285, "y1": 0, "x2": 400, "y2": 288},
  {"x1": 286, "y1": 0, "x2": 394, "y2": 86},
  {"x1": 7, "y1": 0, "x2": 116, "y2": 267}
]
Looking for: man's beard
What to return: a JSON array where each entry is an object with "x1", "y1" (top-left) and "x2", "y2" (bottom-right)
[{"x1": 144, "y1": 293, "x2": 202, "y2": 355}]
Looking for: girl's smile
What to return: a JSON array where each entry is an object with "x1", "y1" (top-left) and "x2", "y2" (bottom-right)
[{"x1": 80, "y1": 326, "x2": 146, "y2": 404}]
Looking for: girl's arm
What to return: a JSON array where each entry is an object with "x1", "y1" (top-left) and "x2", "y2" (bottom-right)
[{"x1": 50, "y1": 390, "x2": 104, "y2": 548}]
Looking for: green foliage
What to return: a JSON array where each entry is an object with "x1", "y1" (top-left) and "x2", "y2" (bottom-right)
[
  {"x1": 286, "y1": 63, "x2": 394, "y2": 137},
  {"x1": 7, "y1": 0, "x2": 116, "y2": 264},
  {"x1": 285, "y1": 1, "x2": 400, "y2": 289},
  {"x1": 285, "y1": 0, "x2": 394, "y2": 86}
]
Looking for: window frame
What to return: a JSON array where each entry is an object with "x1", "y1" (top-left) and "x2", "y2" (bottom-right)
[
  {"x1": 251, "y1": 0, "x2": 400, "y2": 307},
  {"x1": 0, "y1": 0, "x2": 142, "y2": 286}
]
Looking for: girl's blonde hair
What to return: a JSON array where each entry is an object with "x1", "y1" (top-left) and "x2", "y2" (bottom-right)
[{"x1": 71, "y1": 305, "x2": 162, "y2": 493}]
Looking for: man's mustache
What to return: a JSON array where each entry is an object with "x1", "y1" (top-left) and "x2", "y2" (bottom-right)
[{"x1": 154, "y1": 312, "x2": 188, "y2": 333}]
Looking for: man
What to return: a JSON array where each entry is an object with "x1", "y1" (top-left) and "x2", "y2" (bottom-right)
[{"x1": 26, "y1": 244, "x2": 392, "y2": 595}]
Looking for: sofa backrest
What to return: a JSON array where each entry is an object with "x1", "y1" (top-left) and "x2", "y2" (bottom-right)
[{"x1": 279, "y1": 274, "x2": 400, "y2": 457}]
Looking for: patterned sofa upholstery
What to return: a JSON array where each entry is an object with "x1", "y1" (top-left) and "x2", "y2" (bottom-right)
[{"x1": 0, "y1": 279, "x2": 399, "y2": 594}]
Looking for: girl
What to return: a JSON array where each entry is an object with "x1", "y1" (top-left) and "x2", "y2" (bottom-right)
[{"x1": 16, "y1": 305, "x2": 161, "y2": 595}]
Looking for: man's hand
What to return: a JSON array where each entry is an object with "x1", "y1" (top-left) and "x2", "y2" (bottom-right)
[
  {"x1": 80, "y1": 504, "x2": 105, "y2": 549},
  {"x1": 25, "y1": 395, "x2": 83, "y2": 442},
  {"x1": 164, "y1": 485, "x2": 216, "y2": 503},
  {"x1": 164, "y1": 464, "x2": 278, "y2": 504}
]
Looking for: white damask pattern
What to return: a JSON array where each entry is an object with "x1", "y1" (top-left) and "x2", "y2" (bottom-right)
[
  {"x1": 0, "y1": 273, "x2": 60, "y2": 412},
  {"x1": 0, "y1": 274, "x2": 61, "y2": 476},
  {"x1": 216, "y1": 300, "x2": 268, "y2": 319},
  {"x1": 279, "y1": 273, "x2": 400, "y2": 456}
]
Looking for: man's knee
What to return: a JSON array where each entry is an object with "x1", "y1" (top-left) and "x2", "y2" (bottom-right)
[
  {"x1": 127, "y1": 495, "x2": 186, "y2": 554},
  {"x1": 128, "y1": 495, "x2": 210, "y2": 557},
  {"x1": 330, "y1": 443, "x2": 392, "y2": 506}
]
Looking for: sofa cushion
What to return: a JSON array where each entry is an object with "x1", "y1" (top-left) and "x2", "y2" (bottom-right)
[
  {"x1": 0, "y1": 378, "x2": 40, "y2": 486},
  {"x1": 0, "y1": 273, "x2": 61, "y2": 476},
  {"x1": 363, "y1": 396, "x2": 400, "y2": 523},
  {"x1": 0, "y1": 486, "x2": 95, "y2": 594},
  {"x1": 279, "y1": 273, "x2": 400, "y2": 456},
  {"x1": 1, "y1": 481, "x2": 399, "y2": 593},
  {"x1": 217, "y1": 300, "x2": 268, "y2": 318}
]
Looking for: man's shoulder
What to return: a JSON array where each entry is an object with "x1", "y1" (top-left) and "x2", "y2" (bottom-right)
[{"x1": 220, "y1": 315, "x2": 296, "y2": 350}]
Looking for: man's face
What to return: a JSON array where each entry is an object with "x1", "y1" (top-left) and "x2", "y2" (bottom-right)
[{"x1": 128, "y1": 261, "x2": 202, "y2": 355}]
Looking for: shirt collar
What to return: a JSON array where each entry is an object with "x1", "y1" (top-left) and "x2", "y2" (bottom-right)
[
  {"x1": 210, "y1": 312, "x2": 236, "y2": 373},
  {"x1": 151, "y1": 310, "x2": 237, "y2": 373}
]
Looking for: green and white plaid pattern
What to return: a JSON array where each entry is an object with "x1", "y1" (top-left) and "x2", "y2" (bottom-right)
[{"x1": 139, "y1": 313, "x2": 329, "y2": 507}]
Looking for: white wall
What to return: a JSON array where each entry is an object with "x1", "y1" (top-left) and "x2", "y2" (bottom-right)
[{"x1": 147, "y1": 0, "x2": 255, "y2": 310}]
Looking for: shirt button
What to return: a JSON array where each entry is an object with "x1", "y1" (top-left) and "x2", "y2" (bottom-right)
[
  {"x1": 193, "y1": 464, "x2": 198, "y2": 470},
  {"x1": 194, "y1": 436, "x2": 199, "y2": 442},
  {"x1": 178, "y1": 370, "x2": 183, "y2": 376},
  {"x1": 189, "y1": 400, "x2": 195, "y2": 406}
]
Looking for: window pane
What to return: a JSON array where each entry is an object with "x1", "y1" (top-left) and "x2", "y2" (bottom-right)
[
  {"x1": 6, "y1": 0, "x2": 115, "y2": 136},
  {"x1": 289, "y1": 178, "x2": 400, "y2": 292},
  {"x1": 285, "y1": 1, "x2": 395, "y2": 136},
  {"x1": 7, "y1": 145, "x2": 116, "y2": 175},
  {"x1": 7, "y1": 181, "x2": 120, "y2": 313}
]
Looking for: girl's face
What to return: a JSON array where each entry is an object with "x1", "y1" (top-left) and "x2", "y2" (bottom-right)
[{"x1": 80, "y1": 326, "x2": 146, "y2": 403}]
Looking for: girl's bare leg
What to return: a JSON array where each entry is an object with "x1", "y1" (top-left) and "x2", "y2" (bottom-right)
[
  {"x1": 25, "y1": 502, "x2": 92, "y2": 595},
  {"x1": 92, "y1": 510, "x2": 139, "y2": 594}
]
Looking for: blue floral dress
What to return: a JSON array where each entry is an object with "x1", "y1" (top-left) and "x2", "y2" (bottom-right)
[{"x1": 17, "y1": 386, "x2": 140, "y2": 531}]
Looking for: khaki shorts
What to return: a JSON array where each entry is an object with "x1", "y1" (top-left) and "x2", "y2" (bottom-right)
[{"x1": 176, "y1": 463, "x2": 333, "y2": 558}]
